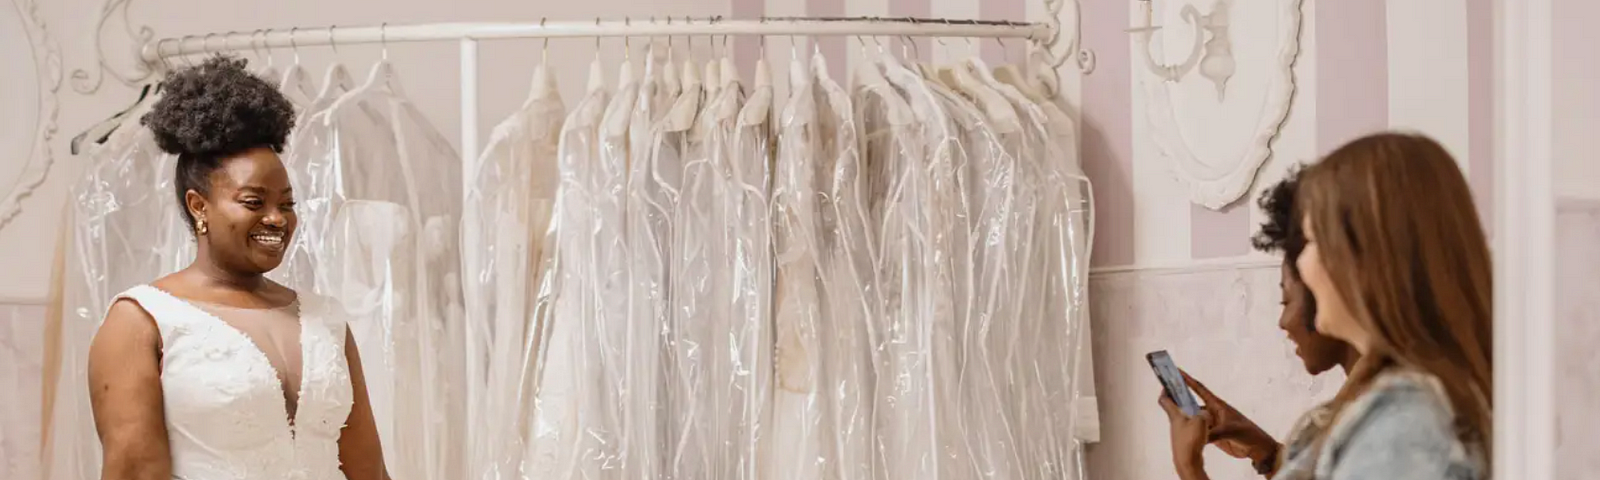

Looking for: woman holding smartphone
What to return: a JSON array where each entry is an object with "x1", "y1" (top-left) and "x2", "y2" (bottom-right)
[
  {"x1": 1163, "y1": 132, "x2": 1492, "y2": 480},
  {"x1": 1158, "y1": 168, "x2": 1362, "y2": 479}
]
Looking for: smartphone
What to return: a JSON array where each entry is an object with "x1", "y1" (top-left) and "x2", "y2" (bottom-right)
[{"x1": 1147, "y1": 350, "x2": 1202, "y2": 417}]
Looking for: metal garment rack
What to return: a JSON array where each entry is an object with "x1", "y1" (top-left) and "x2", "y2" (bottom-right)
[
  {"x1": 139, "y1": 18, "x2": 1079, "y2": 438},
  {"x1": 138, "y1": 15, "x2": 1058, "y2": 213}
]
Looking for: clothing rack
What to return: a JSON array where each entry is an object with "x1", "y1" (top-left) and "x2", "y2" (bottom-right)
[{"x1": 136, "y1": 15, "x2": 1069, "y2": 227}]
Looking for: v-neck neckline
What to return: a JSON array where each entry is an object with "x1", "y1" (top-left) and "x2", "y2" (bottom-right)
[{"x1": 146, "y1": 286, "x2": 310, "y2": 434}]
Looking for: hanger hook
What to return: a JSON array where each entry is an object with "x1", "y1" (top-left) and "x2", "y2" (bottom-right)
[
  {"x1": 328, "y1": 25, "x2": 338, "y2": 55},
  {"x1": 759, "y1": 17, "x2": 766, "y2": 52},
  {"x1": 625, "y1": 16, "x2": 631, "y2": 61},
  {"x1": 596, "y1": 17, "x2": 602, "y2": 52},
  {"x1": 380, "y1": 23, "x2": 389, "y2": 61},
  {"x1": 540, "y1": 18, "x2": 550, "y2": 63},
  {"x1": 290, "y1": 27, "x2": 301, "y2": 65}
]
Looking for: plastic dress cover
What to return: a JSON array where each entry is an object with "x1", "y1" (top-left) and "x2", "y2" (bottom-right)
[
  {"x1": 913, "y1": 71, "x2": 990, "y2": 480},
  {"x1": 729, "y1": 62, "x2": 774, "y2": 480},
  {"x1": 290, "y1": 64, "x2": 467, "y2": 480},
  {"x1": 984, "y1": 70, "x2": 1079, "y2": 478},
  {"x1": 667, "y1": 63, "x2": 745, "y2": 480},
  {"x1": 590, "y1": 59, "x2": 640, "y2": 478},
  {"x1": 51, "y1": 100, "x2": 188, "y2": 480},
  {"x1": 854, "y1": 56, "x2": 939, "y2": 480},
  {"x1": 810, "y1": 54, "x2": 877, "y2": 480},
  {"x1": 621, "y1": 49, "x2": 674, "y2": 480},
  {"x1": 768, "y1": 59, "x2": 822, "y2": 480},
  {"x1": 933, "y1": 65, "x2": 1033, "y2": 480},
  {"x1": 462, "y1": 63, "x2": 565, "y2": 480},
  {"x1": 547, "y1": 69, "x2": 610, "y2": 479},
  {"x1": 1038, "y1": 89, "x2": 1094, "y2": 480}
]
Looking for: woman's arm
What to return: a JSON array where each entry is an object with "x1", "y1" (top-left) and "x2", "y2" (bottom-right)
[
  {"x1": 338, "y1": 331, "x2": 390, "y2": 480},
  {"x1": 88, "y1": 299, "x2": 172, "y2": 480}
]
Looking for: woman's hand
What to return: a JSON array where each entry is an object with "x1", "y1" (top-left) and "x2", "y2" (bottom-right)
[
  {"x1": 1159, "y1": 388, "x2": 1211, "y2": 480},
  {"x1": 1180, "y1": 371, "x2": 1281, "y2": 469}
]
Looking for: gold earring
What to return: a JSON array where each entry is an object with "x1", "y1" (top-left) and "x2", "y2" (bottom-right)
[{"x1": 196, "y1": 218, "x2": 208, "y2": 236}]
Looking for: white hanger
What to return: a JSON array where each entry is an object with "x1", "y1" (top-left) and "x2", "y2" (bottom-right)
[
  {"x1": 993, "y1": 43, "x2": 1073, "y2": 131},
  {"x1": 851, "y1": 38, "x2": 913, "y2": 127},
  {"x1": 853, "y1": 36, "x2": 890, "y2": 89},
  {"x1": 738, "y1": 29, "x2": 774, "y2": 127},
  {"x1": 718, "y1": 30, "x2": 738, "y2": 91},
  {"x1": 277, "y1": 27, "x2": 316, "y2": 105},
  {"x1": 603, "y1": 20, "x2": 640, "y2": 135},
  {"x1": 586, "y1": 19, "x2": 607, "y2": 95},
  {"x1": 314, "y1": 26, "x2": 356, "y2": 102},
  {"x1": 324, "y1": 23, "x2": 405, "y2": 116},
  {"x1": 714, "y1": 30, "x2": 743, "y2": 122},
  {"x1": 661, "y1": 21, "x2": 681, "y2": 101},
  {"x1": 523, "y1": 18, "x2": 558, "y2": 108},
  {"x1": 940, "y1": 33, "x2": 1019, "y2": 133},
  {"x1": 253, "y1": 30, "x2": 281, "y2": 80},
  {"x1": 662, "y1": 21, "x2": 703, "y2": 133}
]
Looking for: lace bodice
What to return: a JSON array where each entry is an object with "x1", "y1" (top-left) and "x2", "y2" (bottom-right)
[{"x1": 112, "y1": 285, "x2": 354, "y2": 480}]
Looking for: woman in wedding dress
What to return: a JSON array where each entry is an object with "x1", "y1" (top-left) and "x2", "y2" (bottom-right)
[{"x1": 86, "y1": 56, "x2": 388, "y2": 480}]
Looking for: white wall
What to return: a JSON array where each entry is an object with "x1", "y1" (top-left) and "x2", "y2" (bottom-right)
[{"x1": 1555, "y1": 0, "x2": 1600, "y2": 201}]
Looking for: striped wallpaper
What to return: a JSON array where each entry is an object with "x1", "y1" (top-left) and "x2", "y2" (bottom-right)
[{"x1": 729, "y1": 0, "x2": 1495, "y2": 269}]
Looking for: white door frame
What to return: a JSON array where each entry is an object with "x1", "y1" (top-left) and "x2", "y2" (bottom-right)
[{"x1": 1495, "y1": 0, "x2": 1556, "y2": 477}]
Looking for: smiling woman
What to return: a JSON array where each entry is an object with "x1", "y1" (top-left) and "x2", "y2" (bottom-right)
[{"x1": 85, "y1": 55, "x2": 391, "y2": 480}]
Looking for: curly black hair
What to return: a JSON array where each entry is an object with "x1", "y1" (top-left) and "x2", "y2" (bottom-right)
[
  {"x1": 1251, "y1": 166, "x2": 1319, "y2": 326},
  {"x1": 140, "y1": 55, "x2": 295, "y2": 229},
  {"x1": 1251, "y1": 165, "x2": 1306, "y2": 263}
]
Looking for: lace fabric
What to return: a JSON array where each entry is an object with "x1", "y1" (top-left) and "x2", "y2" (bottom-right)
[{"x1": 108, "y1": 286, "x2": 352, "y2": 480}]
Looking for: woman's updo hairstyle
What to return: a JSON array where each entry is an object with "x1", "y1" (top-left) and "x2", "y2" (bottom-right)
[{"x1": 139, "y1": 55, "x2": 296, "y2": 229}]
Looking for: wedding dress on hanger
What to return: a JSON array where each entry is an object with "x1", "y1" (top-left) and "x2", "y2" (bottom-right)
[
  {"x1": 293, "y1": 54, "x2": 466, "y2": 480},
  {"x1": 769, "y1": 52, "x2": 824, "y2": 480},
  {"x1": 550, "y1": 56, "x2": 611, "y2": 480},
  {"x1": 729, "y1": 56, "x2": 775, "y2": 480},
  {"x1": 463, "y1": 53, "x2": 565, "y2": 480},
  {"x1": 590, "y1": 50, "x2": 639, "y2": 479},
  {"x1": 620, "y1": 44, "x2": 672, "y2": 480},
  {"x1": 49, "y1": 97, "x2": 179, "y2": 480},
  {"x1": 810, "y1": 49, "x2": 877, "y2": 480},
  {"x1": 273, "y1": 59, "x2": 358, "y2": 293}
]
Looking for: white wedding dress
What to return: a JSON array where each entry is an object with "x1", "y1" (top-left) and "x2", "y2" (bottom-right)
[{"x1": 110, "y1": 285, "x2": 353, "y2": 480}]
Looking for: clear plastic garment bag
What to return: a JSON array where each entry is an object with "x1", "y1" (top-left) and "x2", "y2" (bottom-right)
[
  {"x1": 549, "y1": 57, "x2": 611, "y2": 479},
  {"x1": 810, "y1": 51, "x2": 878, "y2": 480},
  {"x1": 51, "y1": 98, "x2": 186, "y2": 480},
  {"x1": 620, "y1": 46, "x2": 675, "y2": 480},
  {"x1": 769, "y1": 55, "x2": 823, "y2": 480},
  {"x1": 728, "y1": 57, "x2": 775, "y2": 480},
  {"x1": 462, "y1": 57, "x2": 565, "y2": 480},
  {"x1": 290, "y1": 57, "x2": 467, "y2": 480}
]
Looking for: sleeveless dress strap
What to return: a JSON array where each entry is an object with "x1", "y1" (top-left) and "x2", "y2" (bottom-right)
[{"x1": 110, "y1": 285, "x2": 201, "y2": 341}]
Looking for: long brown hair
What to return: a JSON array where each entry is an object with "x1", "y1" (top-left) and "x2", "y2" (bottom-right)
[{"x1": 1297, "y1": 132, "x2": 1494, "y2": 461}]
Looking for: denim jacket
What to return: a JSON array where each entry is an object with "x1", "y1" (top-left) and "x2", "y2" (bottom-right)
[{"x1": 1273, "y1": 369, "x2": 1486, "y2": 480}]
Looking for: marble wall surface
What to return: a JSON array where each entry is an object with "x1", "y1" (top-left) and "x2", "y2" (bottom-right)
[
  {"x1": 1555, "y1": 199, "x2": 1600, "y2": 479},
  {"x1": 1083, "y1": 265, "x2": 1343, "y2": 480},
  {"x1": 1, "y1": 303, "x2": 45, "y2": 480}
]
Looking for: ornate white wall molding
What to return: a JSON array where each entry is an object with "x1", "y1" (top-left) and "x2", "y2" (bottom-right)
[
  {"x1": 0, "y1": 0, "x2": 64, "y2": 233},
  {"x1": 68, "y1": 0, "x2": 158, "y2": 95},
  {"x1": 1035, "y1": 0, "x2": 1096, "y2": 97},
  {"x1": 1135, "y1": 0, "x2": 1301, "y2": 210}
]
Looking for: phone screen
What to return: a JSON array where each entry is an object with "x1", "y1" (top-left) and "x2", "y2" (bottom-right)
[{"x1": 1147, "y1": 350, "x2": 1202, "y2": 417}]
